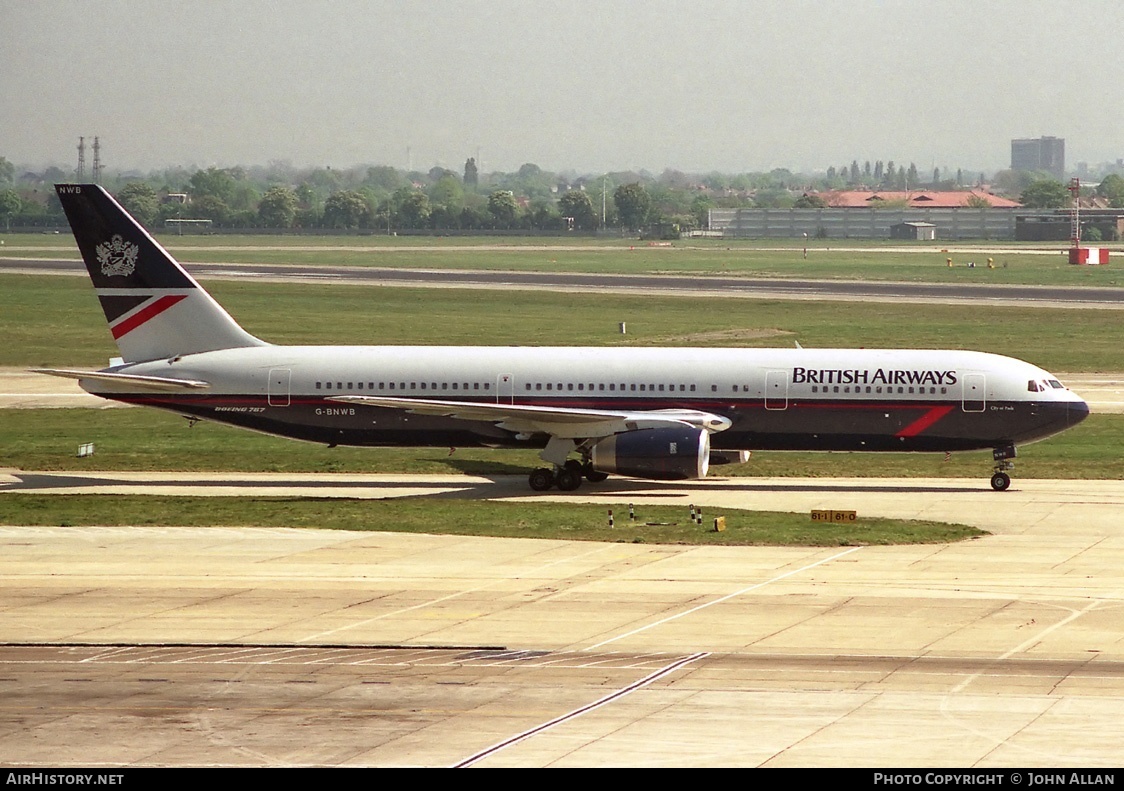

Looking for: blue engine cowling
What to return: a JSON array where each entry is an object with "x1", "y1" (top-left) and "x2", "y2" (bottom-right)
[{"x1": 590, "y1": 427, "x2": 710, "y2": 481}]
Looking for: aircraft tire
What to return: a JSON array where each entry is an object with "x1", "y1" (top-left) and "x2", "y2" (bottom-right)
[
  {"x1": 529, "y1": 468, "x2": 555, "y2": 491},
  {"x1": 990, "y1": 472, "x2": 1011, "y2": 491},
  {"x1": 555, "y1": 468, "x2": 583, "y2": 491}
]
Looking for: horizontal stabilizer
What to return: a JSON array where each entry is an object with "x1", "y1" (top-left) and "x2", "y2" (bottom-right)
[{"x1": 31, "y1": 368, "x2": 211, "y2": 391}]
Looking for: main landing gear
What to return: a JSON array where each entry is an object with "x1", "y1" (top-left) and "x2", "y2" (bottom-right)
[
  {"x1": 528, "y1": 460, "x2": 607, "y2": 492},
  {"x1": 990, "y1": 444, "x2": 1016, "y2": 491}
]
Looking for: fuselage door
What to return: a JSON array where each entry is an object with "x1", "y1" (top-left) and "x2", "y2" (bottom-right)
[
  {"x1": 962, "y1": 373, "x2": 986, "y2": 413},
  {"x1": 765, "y1": 370, "x2": 788, "y2": 411},
  {"x1": 497, "y1": 373, "x2": 514, "y2": 404},
  {"x1": 268, "y1": 368, "x2": 291, "y2": 407}
]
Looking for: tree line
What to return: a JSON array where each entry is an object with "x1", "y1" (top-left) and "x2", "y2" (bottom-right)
[{"x1": 2, "y1": 154, "x2": 1122, "y2": 234}]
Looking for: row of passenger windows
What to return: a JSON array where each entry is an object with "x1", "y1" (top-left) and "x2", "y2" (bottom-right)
[
  {"x1": 315, "y1": 381, "x2": 491, "y2": 391},
  {"x1": 526, "y1": 382, "x2": 699, "y2": 392},
  {"x1": 311, "y1": 380, "x2": 948, "y2": 396},
  {"x1": 811, "y1": 385, "x2": 950, "y2": 395}
]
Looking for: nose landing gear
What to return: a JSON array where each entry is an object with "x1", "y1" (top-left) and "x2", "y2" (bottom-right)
[{"x1": 990, "y1": 445, "x2": 1016, "y2": 491}]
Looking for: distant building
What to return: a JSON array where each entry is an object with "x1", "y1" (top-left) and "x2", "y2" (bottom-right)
[
  {"x1": 890, "y1": 221, "x2": 936, "y2": 240},
  {"x1": 818, "y1": 190, "x2": 1020, "y2": 209},
  {"x1": 1011, "y1": 136, "x2": 1065, "y2": 179}
]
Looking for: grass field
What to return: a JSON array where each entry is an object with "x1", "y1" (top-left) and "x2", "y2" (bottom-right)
[
  {"x1": 4, "y1": 408, "x2": 1120, "y2": 479},
  {"x1": 0, "y1": 495, "x2": 983, "y2": 546},
  {"x1": 5, "y1": 273, "x2": 1124, "y2": 371},
  {"x1": 4, "y1": 232, "x2": 1124, "y2": 287}
]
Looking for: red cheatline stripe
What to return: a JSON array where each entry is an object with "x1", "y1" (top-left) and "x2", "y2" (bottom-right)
[
  {"x1": 895, "y1": 404, "x2": 955, "y2": 438},
  {"x1": 110, "y1": 294, "x2": 188, "y2": 339}
]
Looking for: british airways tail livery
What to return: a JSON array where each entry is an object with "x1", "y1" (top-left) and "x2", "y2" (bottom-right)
[{"x1": 37, "y1": 184, "x2": 1088, "y2": 492}]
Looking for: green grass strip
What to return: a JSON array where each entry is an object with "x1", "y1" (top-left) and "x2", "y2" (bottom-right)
[{"x1": 0, "y1": 495, "x2": 983, "y2": 546}]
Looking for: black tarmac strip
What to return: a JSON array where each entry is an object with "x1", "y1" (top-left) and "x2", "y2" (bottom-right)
[{"x1": 5, "y1": 257, "x2": 1124, "y2": 307}]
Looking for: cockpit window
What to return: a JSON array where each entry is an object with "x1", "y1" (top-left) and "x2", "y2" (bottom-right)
[
  {"x1": 1048, "y1": 380, "x2": 1064, "y2": 389},
  {"x1": 1027, "y1": 380, "x2": 1044, "y2": 392}
]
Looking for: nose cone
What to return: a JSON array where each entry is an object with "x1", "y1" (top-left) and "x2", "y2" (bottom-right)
[{"x1": 1067, "y1": 397, "x2": 1091, "y2": 428}]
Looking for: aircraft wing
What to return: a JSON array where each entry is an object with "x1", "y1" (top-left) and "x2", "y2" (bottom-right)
[
  {"x1": 31, "y1": 368, "x2": 211, "y2": 391},
  {"x1": 328, "y1": 395, "x2": 731, "y2": 440}
]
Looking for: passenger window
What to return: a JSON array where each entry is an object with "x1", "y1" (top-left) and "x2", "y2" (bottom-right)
[{"x1": 316, "y1": 382, "x2": 322, "y2": 390}]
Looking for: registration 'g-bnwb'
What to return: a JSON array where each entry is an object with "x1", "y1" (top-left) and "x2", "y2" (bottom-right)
[{"x1": 38, "y1": 184, "x2": 1089, "y2": 491}]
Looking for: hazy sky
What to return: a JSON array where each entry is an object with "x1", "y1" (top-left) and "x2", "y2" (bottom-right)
[{"x1": 5, "y1": 0, "x2": 1123, "y2": 175}]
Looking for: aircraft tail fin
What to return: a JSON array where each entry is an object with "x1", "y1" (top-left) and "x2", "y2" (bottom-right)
[{"x1": 55, "y1": 184, "x2": 266, "y2": 363}]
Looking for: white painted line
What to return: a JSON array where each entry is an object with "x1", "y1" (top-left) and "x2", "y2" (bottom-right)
[
  {"x1": 452, "y1": 651, "x2": 709, "y2": 768},
  {"x1": 585, "y1": 546, "x2": 864, "y2": 651},
  {"x1": 297, "y1": 543, "x2": 616, "y2": 643}
]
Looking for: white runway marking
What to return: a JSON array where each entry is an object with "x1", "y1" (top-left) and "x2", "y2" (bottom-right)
[
  {"x1": 452, "y1": 651, "x2": 709, "y2": 768},
  {"x1": 585, "y1": 546, "x2": 863, "y2": 650},
  {"x1": 296, "y1": 543, "x2": 617, "y2": 643}
]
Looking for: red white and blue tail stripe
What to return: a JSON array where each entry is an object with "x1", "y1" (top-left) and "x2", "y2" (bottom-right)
[{"x1": 55, "y1": 184, "x2": 265, "y2": 363}]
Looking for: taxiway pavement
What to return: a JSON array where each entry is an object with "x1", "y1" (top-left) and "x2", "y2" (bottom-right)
[{"x1": 2, "y1": 471, "x2": 1124, "y2": 766}]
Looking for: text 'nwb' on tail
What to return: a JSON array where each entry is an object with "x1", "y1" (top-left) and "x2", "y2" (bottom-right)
[{"x1": 55, "y1": 184, "x2": 265, "y2": 363}]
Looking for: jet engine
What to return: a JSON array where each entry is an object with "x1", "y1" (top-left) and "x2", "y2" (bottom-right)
[{"x1": 590, "y1": 427, "x2": 710, "y2": 480}]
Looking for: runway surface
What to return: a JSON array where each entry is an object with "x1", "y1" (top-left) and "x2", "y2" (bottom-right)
[
  {"x1": 5, "y1": 256, "x2": 1124, "y2": 309},
  {"x1": 3, "y1": 471, "x2": 1124, "y2": 766}
]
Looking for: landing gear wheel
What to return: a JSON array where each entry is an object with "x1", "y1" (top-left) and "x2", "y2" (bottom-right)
[
  {"x1": 990, "y1": 472, "x2": 1011, "y2": 491},
  {"x1": 582, "y1": 462, "x2": 609, "y2": 483},
  {"x1": 555, "y1": 467, "x2": 583, "y2": 491},
  {"x1": 528, "y1": 468, "x2": 555, "y2": 491}
]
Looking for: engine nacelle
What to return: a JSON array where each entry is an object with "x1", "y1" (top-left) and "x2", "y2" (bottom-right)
[{"x1": 590, "y1": 427, "x2": 710, "y2": 481}]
